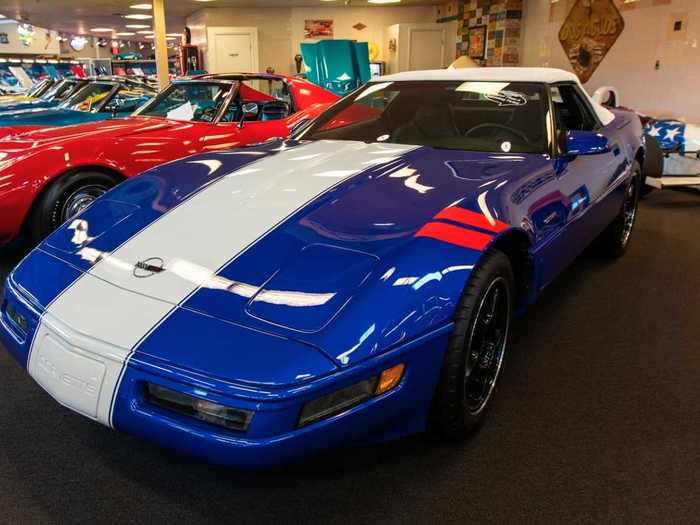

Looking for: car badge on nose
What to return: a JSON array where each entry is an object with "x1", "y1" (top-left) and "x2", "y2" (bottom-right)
[{"x1": 133, "y1": 257, "x2": 166, "y2": 278}]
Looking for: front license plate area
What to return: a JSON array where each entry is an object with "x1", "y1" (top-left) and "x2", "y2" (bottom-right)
[{"x1": 32, "y1": 334, "x2": 106, "y2": 419}]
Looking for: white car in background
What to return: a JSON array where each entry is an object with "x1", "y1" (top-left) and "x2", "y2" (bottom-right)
[{"x1": 593, "y1": 86, "x2": 700, "y2": 191}]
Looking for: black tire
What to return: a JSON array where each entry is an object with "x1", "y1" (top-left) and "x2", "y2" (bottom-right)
[
  {"x1": 27, "y1": 170, "x2": 119, "y2": 244},
  {"x1": 433, "y1": 249, "x2": 515, "y2": 439},
  {"x1": 640, "y1": 135, "x2": 663, "y2": 197},
  {"x1": 597, "y1": 161, "x2": 641, "y2": 258}
]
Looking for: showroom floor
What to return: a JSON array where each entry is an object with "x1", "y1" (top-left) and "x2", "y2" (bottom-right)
[{"x1": 0, "y1": 190, "x2": 698, "y2": 525}]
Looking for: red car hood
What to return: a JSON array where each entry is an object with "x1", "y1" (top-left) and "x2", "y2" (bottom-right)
[{"x1": 0, "y1": 117, "x2": 179, "y2": 148}]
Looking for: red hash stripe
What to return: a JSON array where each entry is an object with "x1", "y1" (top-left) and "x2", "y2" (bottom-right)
[
  {"x1": 415, "y1": 222, "x2": 493, "y2": 250},
  {"x1": 434, "y1": 207, "x2": 507, "y2": 233}
]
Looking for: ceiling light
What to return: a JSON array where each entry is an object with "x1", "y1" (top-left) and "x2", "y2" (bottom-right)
[
  {"x1": 137, "y1": 30, "x2": 154, "y2": 34},
  {"x1": 367, "y1": 0, "x2": 401, "y2": 3},
  {"x1": 123, "y1": 14, "x2": 152, "y2": 19},
  {"x1": 126, "y1": 24, "x2": 150, "y2": 28},
  {"x1": 115, "y1": 32, "x2": 135, "y2": 36},
  {"x1": 130, "y1": 3, "x2": 152, "y2": 9},
  {"x1": 166, "y1": 33, "x2": 181, "y2": 37},
  {"x1": 91, "y1": 27, "x2": 114, "y2": 32},
  {"x1": 193, "y1": 0, "x2": 218, "y2": 2}
]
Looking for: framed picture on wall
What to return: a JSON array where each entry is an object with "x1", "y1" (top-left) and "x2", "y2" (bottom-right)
[
  {"x1": 304, "y1": 20, "x2": 334, "y2": 39},
  {"x1": 468, "y1": 25, "x2": 487, "y2": 60}
]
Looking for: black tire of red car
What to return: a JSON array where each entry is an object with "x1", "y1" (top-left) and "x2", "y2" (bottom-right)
[
  {"x1": 432, "y1": 249, "x2": 515, "y2": 439},
  {"x1": 597, "y1": 160, "x2": 641, "y2": 258},
  {"x1": 28, "y1": 171, "x2": 119, "y2": 244},
  {"x1": 640, "y1": 135, "x2": 663, "y2": 197}
]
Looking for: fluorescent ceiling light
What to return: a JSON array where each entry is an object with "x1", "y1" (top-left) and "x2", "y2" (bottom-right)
[
  {"x1": 137, "y1": 30, "x2": 154, "y2": 34},
  {"x1": 126, "y1": 24, "x2": 150, "y2": 28},
  {"x1": 166, "y1": 33, "x2": 181, "y2": 37},
  {"x1": 367, "y1": 0, "x2": 401, "y2": 3},
  {"x1": 123, "y1": 14, "x2": 152, "y2": 19},
  {"x1": 90, "y1": 27, "x2": 114, "y2": 32},
  {"x1": 115, "y1": 32, "x2": 136, "y2": 36},
  {"x1": 130, "y1": 3, "x2": 152, "y2": 9}
]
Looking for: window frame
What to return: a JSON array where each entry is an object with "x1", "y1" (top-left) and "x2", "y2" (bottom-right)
[
  {"x1": 60, "y1": 82, "x2": 121, "y2": 113},
  {"x1": 133, "y1": 79, "x2": 238, "y2": 122},
  {"x1": 549, "y1": 81, "x2": 604, "y2": 157},
  {"x1": 298, "y1": 79, "x2": 553, "y2": 155},
  {"x1": 134, "y1": 77, "x2": 297, "y2": 124}
]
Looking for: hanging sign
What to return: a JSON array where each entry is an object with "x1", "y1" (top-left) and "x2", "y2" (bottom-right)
[
  {"x1": 558, "y1": 0, "x2": 624, "y2": 83},
  {"x1": 17, "y1": 23, "x2": 35, "y2": 47}
]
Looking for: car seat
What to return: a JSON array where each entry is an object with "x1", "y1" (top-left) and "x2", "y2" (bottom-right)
[{"x1": 260, "y1": 100, "x2": 291, "y2": 121}]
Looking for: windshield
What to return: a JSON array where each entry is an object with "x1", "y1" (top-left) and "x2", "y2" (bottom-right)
[
  {"x1": 299, "y1": 80, "x2": 549, "y2": 154},
  {"x1": 136, "y1": 82, "x2": 234, "y2": 122},
  {"x1": 28, "y1": 79, "x2": 52, "y2": 98},
  {"x1": 42, "y1": 79, "x2": 78, "y2": 101},
  {"x1": 61, "y1": 82, "x2": 115, "y2": 112}
]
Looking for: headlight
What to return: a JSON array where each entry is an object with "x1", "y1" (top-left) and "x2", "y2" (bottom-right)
[
  {"x1": 145, "y1": 383, "x2": 254, "y2": 432},
  {"x1": 298, "y1": 363, "x2": 405, "y2": 427},
  {"x1": 4, "y1": 301, "x2": 28, "y2": 334}
]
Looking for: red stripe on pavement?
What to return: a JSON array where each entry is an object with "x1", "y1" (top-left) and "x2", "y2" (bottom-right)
[
  {"x1": 434, "y1": 207, "x2": 507, "y2": 233},
  {"x1": 415, "y1": 222, "x2": 493, "y2": 250}
]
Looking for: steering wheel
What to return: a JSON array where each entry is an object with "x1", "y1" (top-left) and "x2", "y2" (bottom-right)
[
  {"x1": 464, "y1": 123, "x2": 531, "y2": 144},
  {"x1": 200, "y1": 105, "x2": 218, "y2": 122}
]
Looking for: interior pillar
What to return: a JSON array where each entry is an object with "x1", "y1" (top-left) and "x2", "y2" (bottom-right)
[{"x1": 152, "y1": 0, "x2": 169, "y2": 90}]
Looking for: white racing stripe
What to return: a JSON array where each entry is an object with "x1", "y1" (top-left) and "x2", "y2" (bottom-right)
[{"x1": 27, "y1": 140, "x2": 418, "y2": 426}]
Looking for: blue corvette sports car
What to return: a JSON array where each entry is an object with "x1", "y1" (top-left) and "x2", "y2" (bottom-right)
[
  {"x1": 0, "y1": 78, "x2": 154, "y2": 133},
  {"x1": 0, "y1": 68, "x2": 645, "y2": 468}
]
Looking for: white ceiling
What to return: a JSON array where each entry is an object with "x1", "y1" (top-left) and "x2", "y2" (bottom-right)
[{"x1": 0, "y1": 0, "x2": 443, "y2": 37}]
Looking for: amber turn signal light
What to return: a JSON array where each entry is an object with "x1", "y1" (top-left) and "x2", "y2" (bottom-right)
[{"x1": 375, "y1": 363, "x2": 405, "y2": 395}]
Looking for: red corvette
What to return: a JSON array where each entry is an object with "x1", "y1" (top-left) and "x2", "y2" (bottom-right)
[{"x1": 0, "y1": 73, "x2": 337, "y2": 246}]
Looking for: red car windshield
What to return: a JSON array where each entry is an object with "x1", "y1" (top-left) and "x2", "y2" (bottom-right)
[{"x1": 136, "y1": 82, "x2": 234, "y2": 122}]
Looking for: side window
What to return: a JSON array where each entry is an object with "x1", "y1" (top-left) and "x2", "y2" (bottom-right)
[{"x1": 551, "y1": 84, "x2": 597, "y2": 132}]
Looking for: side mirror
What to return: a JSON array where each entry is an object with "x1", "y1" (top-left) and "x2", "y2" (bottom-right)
[
  {"x1": 561, "y1": 130, "x2": 610, "y2": 156},
  {"x1": 238, "y1": 102, "x2": 259, "y2": 128}
]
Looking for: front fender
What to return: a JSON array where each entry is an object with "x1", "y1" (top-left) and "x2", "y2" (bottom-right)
[{"x1": 310, "y1": 225, "x2": 529, "y2": 368}]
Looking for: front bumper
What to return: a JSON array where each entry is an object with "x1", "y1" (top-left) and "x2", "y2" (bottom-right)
[{"x1": 1, "y1": 275, "x2": 450, "y2": 468}]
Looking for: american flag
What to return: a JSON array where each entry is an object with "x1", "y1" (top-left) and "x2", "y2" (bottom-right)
[{"x1": 644, "y1": 119, "x2": 686, "y2": 153}]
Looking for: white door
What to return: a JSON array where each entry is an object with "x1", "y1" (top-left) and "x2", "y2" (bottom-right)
[
  {"x1": 208, "y1": 28, "x2": 258, "y2": 74},
  {"x1": 408, "y1": 28, "x2": 445, "y2": 71}
]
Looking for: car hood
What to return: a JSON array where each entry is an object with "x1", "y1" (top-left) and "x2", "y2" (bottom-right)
[
  {"x1": 0, "y1": 107, "x2": 105, "y2": 127},
  {"x1": 39, "y1": 139, "x2": 550, "y2": 366},
  {"x1": 0, "y1": 99, "x2": 50, "y2": 112},
  {"x1": 0, "y1": 116, "x2": 183, "y2": 149}
]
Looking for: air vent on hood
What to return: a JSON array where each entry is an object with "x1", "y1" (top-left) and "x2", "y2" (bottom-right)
[{"x1": 246, "y1": 244, "x2": 379, "y2": 333}]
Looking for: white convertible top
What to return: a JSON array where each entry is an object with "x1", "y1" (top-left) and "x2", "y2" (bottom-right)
[{"x1": 376, "y1": 67, "x2": 615, "y2": 126}]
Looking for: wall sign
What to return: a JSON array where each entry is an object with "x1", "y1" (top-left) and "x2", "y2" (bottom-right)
[
  {"x1": 468, "y1": 25, "x2": 487, "y2": 60},
  {"x1": 17, "y1": 23, "x2": 35, "y2": 47},
  {"x1": 559, "y1": 0, "x2": 624, "y2": 83},
  {"x1": 70, "y1": 36, "x2": 88, "y2": 52},
  {"x1": 304, "y1": 20, "x2": 333, "y2": 39}
]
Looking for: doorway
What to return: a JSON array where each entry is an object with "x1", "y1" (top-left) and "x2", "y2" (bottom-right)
[
  {"x1": 206, "y1": 27, "x2": 259, "y2": 74},
  {"x1": 407, "y1": 27, "x2": 445, "y2": 70}
]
